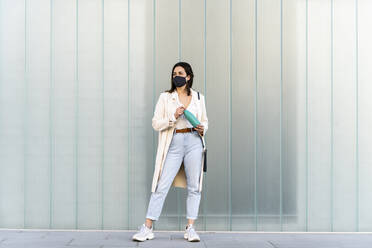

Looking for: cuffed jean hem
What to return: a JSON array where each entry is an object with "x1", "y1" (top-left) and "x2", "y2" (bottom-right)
[
  {"x1": 146, "y1": 216, "x2": 158, "y2": 221},
  {"x1": 186, "y1": 216, "x2": 198, "y2": 220}
]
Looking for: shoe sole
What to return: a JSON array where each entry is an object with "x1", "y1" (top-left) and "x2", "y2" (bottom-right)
[
  {"x1": 132, "y1": 233, "x2": 155, "y2": 242},
  {"x1": 184, "y1": 233, "x2": 200, "y2": 242}
]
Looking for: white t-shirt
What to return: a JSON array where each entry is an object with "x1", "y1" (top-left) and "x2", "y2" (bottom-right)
[{"x1": 171, "y1": 91, "x2": 198, "y2": 129}]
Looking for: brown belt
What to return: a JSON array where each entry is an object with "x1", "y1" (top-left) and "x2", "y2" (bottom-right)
[{"x1": 175, "y1": 127, "x2": 196, "y2": 133}]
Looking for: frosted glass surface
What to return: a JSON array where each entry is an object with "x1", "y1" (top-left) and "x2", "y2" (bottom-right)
[{"x1": 0, "y1": 0, "x2": 371, "y2": 231}]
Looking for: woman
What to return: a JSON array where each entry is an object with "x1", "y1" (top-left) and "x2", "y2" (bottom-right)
[{"x1": 132, "y1": 62, "x2": 208, "y2": 242}]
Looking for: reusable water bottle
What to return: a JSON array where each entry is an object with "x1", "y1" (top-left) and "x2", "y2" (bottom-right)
[{"x1": 183, "y1": 109, "x2": 200, "y2": 127}]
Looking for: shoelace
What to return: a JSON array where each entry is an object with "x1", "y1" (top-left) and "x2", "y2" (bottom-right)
[
  {"x1": 138, "y1": 224, "x2": 152, "y2": 231},
  {"x1": 187, "y1": 228, "x2": 198, "y2": 240},
  {"x1": 186, "y1": 225, "x2": 196, "y2": 233}
]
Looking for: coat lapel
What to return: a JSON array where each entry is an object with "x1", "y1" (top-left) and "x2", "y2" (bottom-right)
[{"x1": 167, "y1": 91, "x2": 178, "y2": 119}]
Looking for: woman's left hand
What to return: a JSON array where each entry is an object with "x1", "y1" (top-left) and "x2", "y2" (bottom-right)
[{"x1": 194, "y1": 124, "x2": 204, "y2": 136}]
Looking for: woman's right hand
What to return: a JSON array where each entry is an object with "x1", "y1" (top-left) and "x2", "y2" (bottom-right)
[{"x1": 174, "y1": 106, "x2": 185, "y2": 119}]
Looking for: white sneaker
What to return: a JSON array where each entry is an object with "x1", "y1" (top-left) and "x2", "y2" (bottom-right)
[
  {"x1": 184, "y1": 224, "x2": 200, "y2": 242},
  {"x1": 132, "y1": 223, "x2": 155, "y2": 242}
]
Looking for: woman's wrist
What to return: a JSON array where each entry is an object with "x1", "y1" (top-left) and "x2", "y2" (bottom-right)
[{"x1": 170, "y1": 113, "x2": 178, "y2": 123}]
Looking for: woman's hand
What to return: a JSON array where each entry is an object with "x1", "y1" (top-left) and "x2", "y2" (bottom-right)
[
  {"x1": 174, "y1": 106, "x2": 185, "y2": 119},
  {"x1": 194, "y1": 124, "x2": 204, "y2": 136}
]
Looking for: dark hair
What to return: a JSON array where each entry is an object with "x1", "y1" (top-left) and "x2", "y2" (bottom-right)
[{"x1": 165, "y1": 61, "x2": 194, "y2": 96}]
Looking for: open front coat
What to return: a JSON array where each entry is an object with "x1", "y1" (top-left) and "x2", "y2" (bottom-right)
[{"x1": 151, "y1": 88, "x2": 208, "y2": 193}]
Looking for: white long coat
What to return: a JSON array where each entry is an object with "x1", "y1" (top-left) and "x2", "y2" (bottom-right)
[{"x1": 151, "y1": 88, "x2": 208, "y2": 193}]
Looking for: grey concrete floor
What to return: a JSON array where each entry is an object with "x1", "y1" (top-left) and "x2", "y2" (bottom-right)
[{"x1": 1, "y1": 229, "x2": 372, "y2": 248}]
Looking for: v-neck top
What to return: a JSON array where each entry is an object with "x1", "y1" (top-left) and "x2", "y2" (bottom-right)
[{"x1": 171, "y1": 91, "x2": 198, "y2": 129}]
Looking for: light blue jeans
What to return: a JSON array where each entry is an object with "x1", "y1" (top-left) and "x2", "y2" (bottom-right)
[{"x1": 146, "y1": 129, "x2": 203, "y2": 221}]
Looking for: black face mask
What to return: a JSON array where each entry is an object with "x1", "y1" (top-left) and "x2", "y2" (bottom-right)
[{"x1": 173, "y1": 76, "x2": 187, "y2": 87}]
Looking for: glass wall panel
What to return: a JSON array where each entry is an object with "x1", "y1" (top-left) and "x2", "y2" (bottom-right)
[{"x1": 0, "y1": 0, "x2": 371, "y2": 231}]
